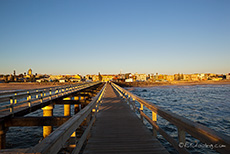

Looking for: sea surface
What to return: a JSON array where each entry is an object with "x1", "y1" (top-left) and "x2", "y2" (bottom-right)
[
  {"x1": 128, "y1": 84, "x2": 230, "y2": 154},
  {"x1": 5, "y1": 84, "x2": 230, "y2": 154}
]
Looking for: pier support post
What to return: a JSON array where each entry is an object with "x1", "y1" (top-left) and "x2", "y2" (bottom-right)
[
  {"x1": 74, "y1": 96, "x2": 80, "y2": 114},
  {"x1": 74, "y1": 104, "x2": 80, "y2": 114},
  {"x1": 64, "y1": 104, "x2": 71, "y2": 116},
  {"x1": 80, "y1": 96, "x2": 85, "y2": 109},
  {"x1": 42, "y1": 105, "x2": 53, "y2": 138},
  {"x1": 0, "y1": 123, "x2": 6, "y2": 149}
]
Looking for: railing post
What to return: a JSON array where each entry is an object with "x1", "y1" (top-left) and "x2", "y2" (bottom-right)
[
  {"x1": 66, "y1": 87, "x2": 68, "y2": 94},
  {"x1": 140, "y1": 104, "x2": 144, "y2": 122},
  {"x1": 36, "y1": 90, "x2": 39, "y2": 99},
  {"x1": 132, "y1": 98, "x2": 136, "y2": 112},
  {"x1": 27, "y1": 93, "x2": 32, "y2": 108},
  {"x1": 14, "y1": 97, "x2": 17, "y2": 106},
  {"x1": 59, "y1": 88, "x2": 61, "y2": 95},
  {"x1": 43, "y1": 89, "x2": 46, "y2": 97},
  {"x1": 55, "y1": 89, "x2": 58, "y2": 97},
  {"x1": 9, "y1": 97, "x2": 14, "y2": 114},
  {"x1": 140, "y1": 103, "x2": 143, "y2": 111},
  {"x1": 49, "y1": 90, "x2": 52, "y2": 100},
  {"x1": 152, "y1": 111, "x2": 157, "y2": 137},
  {"x1": 40, "y1": 92, "x2": 43, "y2": 103},
  {"x1": 14, "y1": 93, "x2": 17, "y2": 106},
  {"x1": 178, "y1": 127, "x2": 186, "y2": 143}
]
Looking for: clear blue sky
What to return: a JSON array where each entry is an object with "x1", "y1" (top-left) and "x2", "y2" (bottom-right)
[{"x1": 0, "y1": 0, "x2": 229, "y2": 75}]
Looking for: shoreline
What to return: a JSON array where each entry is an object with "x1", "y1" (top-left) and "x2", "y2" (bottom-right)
[
  {"x1": 0, "y1": 82, "x2": 72, "y2": 91},
  {"x1": 114, "y1": 80, "x2": 230, "y2": 87},
  {"x1": 0, "y1": 80, "x2": 230, "y2": 91}
]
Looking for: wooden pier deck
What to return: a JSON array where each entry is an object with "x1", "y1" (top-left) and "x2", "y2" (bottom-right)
[{"x1": 83, "y1": 84, "x2": 169, "y2": 154}]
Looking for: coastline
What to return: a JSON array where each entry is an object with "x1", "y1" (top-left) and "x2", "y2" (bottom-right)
[
  {"x1": 114, "y1": 80, "x2": 230, "y2": 87},
  {"x1": 0, "y1": 82, "x2": 71, "y2": 91},
  {"x1": 1, "y1": 80, "x2": 230, "y2": 91}
]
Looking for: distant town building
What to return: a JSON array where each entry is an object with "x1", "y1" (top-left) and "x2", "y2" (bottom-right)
[
  {"x1": 166, "y1": 75, "x2": 174, "y2": 81},
  {"x1": 226, "y1": 73, "x2": 230, "y2": 80},
  {"x1": 102, "y1": 75, "x2": 114, "y2": 82},
  {"x1": 125, "y1": 78, "x2": 133, "y2": 82},
  {"x1": 158, "y1": 74, "x2": 165, "y2": 81},
  {"x1": 59, "y1": 78, "x2": 66, "y2": 83},
  {"x1": 28, "y1": 69, "x2": 32, "y2": 76},
  {"x1": 191, "y1": 74, "x2": 199, "y2": 81},
  {"x1": 113, "y1": 74, "x2": 125, "y2": 82},
  {"x1": 135, "y1": 74, "x2": 147, "y2": 81},
  {"x1": 7, "y1": 74, "x2": 14, "y2": 81},
  {"x1": 92, "y1": 75, "x2": 99, "y2": 81},
  {"x1": 183, "y1": 74, "x2": 192, "y2": 81}
]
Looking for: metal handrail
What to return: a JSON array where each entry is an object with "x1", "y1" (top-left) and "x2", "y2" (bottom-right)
[{"x1": 111, "y1": 82, "x2": 230, "y2": 154}]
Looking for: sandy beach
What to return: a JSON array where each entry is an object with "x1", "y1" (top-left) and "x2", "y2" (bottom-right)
[
  {"x1": 0, "y1": 82, "x2": 69, "y2": 91},
  {"x1": 115, "y1": 80, "x2": 230, "y2": 87},
  {"x1": 0, "y1": 80, "x2": 230, "y2": 91}
]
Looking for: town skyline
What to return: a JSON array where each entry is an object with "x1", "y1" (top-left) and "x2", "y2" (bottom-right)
[
  {"x1": 1, "y1": 68, "x2": 229, "y2": 83},
  {"x1": 0, "y1": 68, "x2": 229, "y2": 76}
]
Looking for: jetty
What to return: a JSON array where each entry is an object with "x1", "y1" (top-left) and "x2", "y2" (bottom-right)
[{"x1": 0, "y1": 82, "x2": 229, "y2": 154}]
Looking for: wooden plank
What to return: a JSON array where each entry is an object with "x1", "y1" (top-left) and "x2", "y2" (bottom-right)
[{"x1": 83, "y1": 84, "x2": 169, "y2": 154}]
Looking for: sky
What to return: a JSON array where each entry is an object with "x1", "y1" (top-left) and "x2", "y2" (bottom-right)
[{"x1": 0, "y1": 0, "x2": 230, "y2": 75}]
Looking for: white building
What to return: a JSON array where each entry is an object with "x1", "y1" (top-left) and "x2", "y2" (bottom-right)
[
  {"x1": 125, "y1": 78, "x2": 133, "y2": 82},
  {"x1": 226, "y1": 73, "x2": 230, "y2": 80},
  {"x1": 136, "y1": 74, "x2": 147, "y2": 81}
]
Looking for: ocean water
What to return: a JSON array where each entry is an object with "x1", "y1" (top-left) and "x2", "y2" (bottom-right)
[
  {"x1": 6, "y1": 104, "x2": 77, "y2": 149},
  {"x1": 128, "y1": 84, "x2": 230, "y2": 154}
]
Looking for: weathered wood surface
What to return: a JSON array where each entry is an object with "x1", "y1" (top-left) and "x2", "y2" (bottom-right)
[{"x1": 83, "y1": 84, "x2": 169, "y2": 154}]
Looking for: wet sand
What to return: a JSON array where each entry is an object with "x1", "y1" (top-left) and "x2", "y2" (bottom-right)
[
  {"x1": 115, "y1": 80, "x2": 230, "y2": 87},
  {"x1": 0, "y1": 83, "x2": 69, "y2": 91},
  {"x1": 0, "y1": 80, "x2": 230, "y2": 91},
  {"x1": 168, "y1": 80, "x2": 230, "y2": 86}
]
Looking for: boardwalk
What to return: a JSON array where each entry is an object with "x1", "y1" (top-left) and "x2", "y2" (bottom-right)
[
  {"x1": 83, "y1": 84, "x2": 169, "y2": 154},
  {"x1": 0, "y1": 82, "x2": 229, "y2": 154}
]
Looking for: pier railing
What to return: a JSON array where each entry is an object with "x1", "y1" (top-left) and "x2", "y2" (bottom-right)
[
  {"x1": 111, "y1": 82, "x2": 230, "y2": 154},
  {"x1": 0, "y1": 82, "x2": 101, "y2": 116},
  {"x1": 24, "y1": 82, "x2": 106, "y2": 154}
]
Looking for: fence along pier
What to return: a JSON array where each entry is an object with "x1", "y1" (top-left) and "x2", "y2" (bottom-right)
[{"x1": 0, "y1": 82, "x2": 229, "y2": 154}]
